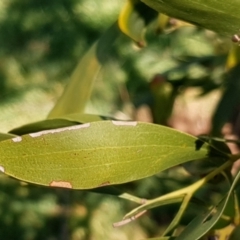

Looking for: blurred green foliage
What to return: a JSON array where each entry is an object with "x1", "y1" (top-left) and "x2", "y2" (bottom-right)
[{"x1": 0, "y1": 0, "x2": 239, "y2": 239}]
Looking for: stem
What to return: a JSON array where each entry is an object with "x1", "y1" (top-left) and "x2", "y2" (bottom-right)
[
  {"x1": 122, "y1": 160, "x2": 233, "y2": 221},
  {"x1": 190, "y1": 159, "x2": 233, "y2": 192},
  {"x1": 230, "y1": 152, "x2": 240, "y2": 162}
]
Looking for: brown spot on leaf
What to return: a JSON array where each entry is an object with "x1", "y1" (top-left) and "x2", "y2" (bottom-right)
[
  {"x1": 50, "y1": 181, "x2": 73, "y2": 189},
  {"x1": 98, "y1": 181, "x2": 110, "y2": 187}
]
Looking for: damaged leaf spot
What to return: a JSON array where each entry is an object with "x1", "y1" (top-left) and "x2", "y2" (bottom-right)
[
  {"x1": 98, "y1": 181, "x2": 110, "y2": 187},
  {"x1": 112, "y1": 121, "x2": 137, "y2": 126},
  {"x1": 12, "y1": 136, "x2": 22, "y2": 142},
  {"x1": 0, "y1": 166, "x2": 5, "y2": 173},
  {"x1": 50, "y1": 181, "x2": 73, "y2": 189},
  {"x1": 29, "y1": 123, "x2": 91, "y2": 138}
]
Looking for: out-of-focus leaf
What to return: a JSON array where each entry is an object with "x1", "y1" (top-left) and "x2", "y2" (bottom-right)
[
  {"x1": 149, "y1": 74, "x2": 177, "y2": 125},
  {"x1": 0, "y1": 133, "x2": 16, "y2": 141},
  {"x1": 175, "y1": 170, "x2": 240, "y2": 240},
  {"x1": 229, "y1": 225, "x2": 240, "y2": 240},
  {"x1": 48, "y1": 23, "x2": 120, "y2": 118},
  {"x1": 0, "y1": 121, "x2": 210, "y2": 189},
  {"x1": 209, "y1": 224, "x2": 235, "y2": 240},
  {"x1": 141, "y1": 0, "x2": 240, "y2": 38},
  {"x1": 155, "y1": 13, "x2": 169, "y2": 33},
  {"x1": 226, "y1": 45, "x2": 240, "y2": 70},
  {"x1": 9, "y1": 113, "x2": 112, "y2": 135},
  {"x1": 211, "y1": 64, "x2": 240, "y2": 135},
  {"x1": 118, "y1": 0, "x2": 157, "y2": 46}
]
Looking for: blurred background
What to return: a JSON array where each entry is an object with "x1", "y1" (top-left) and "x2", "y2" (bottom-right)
[{"x1": 0, "y1": 0, "x2": 239, "y2": 239}]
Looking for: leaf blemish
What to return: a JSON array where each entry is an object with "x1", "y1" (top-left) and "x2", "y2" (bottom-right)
[
  {"x1": 12, "y1": 136, "x2": 22, "y2": 142},
  {"x1": 112, "y1": 121, "x2": 137, "y2": 126},
  {"x1": 29, "y1": 123, "x2": 91, "y2": 138},
  {"x1": 98, "y1": 181, "x2": 110, "y2": 187},
  {"x1": 0, "y1": 166, "x2": 5, "y2": 173},
  {"x1": 50, "y1": 181, "x2": 73, "y2": 189},
  {"x1": 232, "y1": 34, "x2": 240, "y2": 43}
]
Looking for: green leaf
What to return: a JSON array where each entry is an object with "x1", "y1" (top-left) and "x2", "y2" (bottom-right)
[
  {"x1": 175, "y1": 170, "x2": 240, "y2": 240},
  {"x1": 0, "y1": 121, "x2": 210, "y2": 189},
  {"x1": 229, "y1": 225, "x2": 240, "y2": 240},
  {"x1": 47, "y1": 23, "x2": 120, "y2": 118},
  {"x1": 212, "y1": 64, "x2": 240, "y2": 135},
  {"x1": 9, "y1": 113, "x2": 111, "y2": 135},
  {"x1": 118, "y1": 0, "x2": 157, "y2": 46},
  {"x1": 141, "y1": 0, "x2": 240, "y2": 37}
]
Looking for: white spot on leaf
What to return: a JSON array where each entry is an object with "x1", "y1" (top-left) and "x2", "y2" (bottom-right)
[
  {"x1": 112, "y1": 121, "x2": 137, "y2": 126},
  {"x1": 29, "y1": 123, "x2": 91, "y2": 138},
  {"x1": 12, "y1": 136, "x2": 22, "y2": 142},
  {"x1": 0, "y1": 166, "x2": 5, "y2": 173}
]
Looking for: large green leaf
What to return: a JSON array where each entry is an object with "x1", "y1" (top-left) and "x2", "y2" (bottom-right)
[
  {"x1": 175, "y1": 170, "x2": 240, "y2": 240},
  {"x1": 47, "y1": 23, "x2": 120, "y2": 118},
  {"x1": 141, "y1": 0, "x2": 240, "y2": 37},
  {"x1": 0, "y1": 121, "x2": 210, "y2": 189}
]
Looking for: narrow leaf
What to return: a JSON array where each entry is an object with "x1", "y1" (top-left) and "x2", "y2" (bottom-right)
[
  {"x1": 48, "y1": 23, "x2": 120, "y2": 118},
  {"x1": 0, "y1": 121, "x2": 210, "y2": 189},
  {"x1": 212, "y1": 64, "x2": 240, "y2": 135},
  {"x1": 175, "y1": 170, "x2": 240, "y2": 240}
]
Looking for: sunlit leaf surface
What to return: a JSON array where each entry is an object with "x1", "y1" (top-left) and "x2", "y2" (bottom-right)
[{"x1": 0, "y1": 121, "x2": 209, "y2": 189}]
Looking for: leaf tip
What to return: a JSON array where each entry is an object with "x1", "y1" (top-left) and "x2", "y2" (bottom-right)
[{"x1": 113, "y1": 210, "x2": 147, "y2": 228}]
